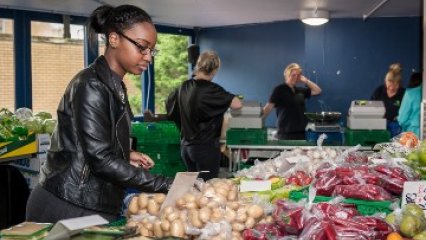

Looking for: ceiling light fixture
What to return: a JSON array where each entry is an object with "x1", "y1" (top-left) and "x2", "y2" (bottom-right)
[{"x1": 300, "y1": 0, "x2": 329, "y2": 26}]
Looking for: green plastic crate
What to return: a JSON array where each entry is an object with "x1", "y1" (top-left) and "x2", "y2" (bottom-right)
[
  {"x1": 136, "y1": 144, "x2": 182, "y2": 164},
  {"x1": 345, "y1": 128, "x2": 390, "y2": 146},
  {"x1": 289, "y1": 188, "x2": 395, "y2": 216},
  {"x1": 148, "y1": 162, "x2": 186, "y2": 177},
  {"x1": 132, "y1": 121, "x2": 180, "y2": 144},
  {"x1": 226, "y1": 128, "x2": 267, "y2": 145}
]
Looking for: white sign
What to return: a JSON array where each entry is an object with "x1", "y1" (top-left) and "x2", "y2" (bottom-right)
[
  {"x1": 239, "y1": 180, "x2": 271, "y2": 192},
  {"x1": 46, "y1": 215, "x2": 108, "y2": 240},
  {"x1": 401, "y1": 181, "x2": 426, "y2": 217}
]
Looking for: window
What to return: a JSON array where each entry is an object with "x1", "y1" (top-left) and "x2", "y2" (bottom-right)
[
  {"x1": 153, "y1": 33, "x2": 189, "y2": 113},
  {"x1": 31, "y1": 21, "x2": 84, "y2": 118},
  {"x1": 0, "y1": 18, "x2": 15, "y2": 110}
]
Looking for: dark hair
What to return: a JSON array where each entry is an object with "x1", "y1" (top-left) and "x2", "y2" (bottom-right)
[
  {"x1": 408, "y1": 72, "x2": 422, "y2": 88},
  {"x1": 87, "y1": 5, "x2": 152, "y2": 48}
]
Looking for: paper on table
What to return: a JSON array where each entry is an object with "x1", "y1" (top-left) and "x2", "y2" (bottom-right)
[
  {"x1": 160, "y1": 172, "x2": 199, "y2": 212},
  {"x1": 45, "y1": 215, "x2": 108, "y2": 240}
]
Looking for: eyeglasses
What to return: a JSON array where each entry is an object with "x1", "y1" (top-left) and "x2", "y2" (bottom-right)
[{"x1": 117, "y1": 32, "x2": 159, "y2": 57}]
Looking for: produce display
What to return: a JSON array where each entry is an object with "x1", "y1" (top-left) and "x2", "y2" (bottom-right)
[
  {"x1": 125, "y1": 179, "x2": 272, "y2": 239},
  {"x1": 5, "y1": 130, "x2": 422, "y2": 239},
  {"x1": 0, "y1": 107, "x2": 56, "y2": 142}
]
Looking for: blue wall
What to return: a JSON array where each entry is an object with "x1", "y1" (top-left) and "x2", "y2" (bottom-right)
[{"x1": 198, "y1": 17, "x2": 421, "y2": 127}]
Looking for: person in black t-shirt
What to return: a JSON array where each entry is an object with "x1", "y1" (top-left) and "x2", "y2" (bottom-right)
[
  {"x1": 262, "y1": 63, "x2": 322, "y2": 140},
  {"x1": 371, "y1": 63, "x2": 405, "y2": 121},
  {"x1": 166, "y1": 51, "x2": 242, "y2": 180}
]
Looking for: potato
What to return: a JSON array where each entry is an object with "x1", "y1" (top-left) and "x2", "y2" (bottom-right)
[
  {"x1": 232, "y1": 222, "x2": 245, "y2": 232},
  {"x1": 189, "y1": 209, "x2": 204, "y2": 228},
  {"x1": 197, "y1": 196, "x2": 209, "y2": 208},
  {"x1": 139, "y1": 226, "x2": 150, "y2": 236},
  {"x1": 183, "y1": 193, "x2": 196, "y2": 203},
  {"x1": 160, "y1": 219, "x2": 171, "y2": 232},
  {"x1": 207, "y1": 201, "x2": 219, "y2": 209},
  {"x1": 175, "y1": 197, "x2": 186, "y2": 209},
  {"x1": 126, "y1": 220, "x2": 138, "y2": 228},
  {"x1": 203, "y1": 187, "x2": 216, "y2": 196},
  {"x1": 147, "y1": 199, "x2": 160, "y2": 216},
  {"x1": 167, "y1": 212, "x2": 180, "y2": 222},
  {"x1": 170, "y1": 219, "x2": 185, "y2": 238},
  {"x1": 245, "y1": 217, "x2": 256, "y2": 229},
  {"x1": 265, "y1": 215, "x2": 274, "y2": 223},
  {"x1": 214, "y1": 195, "x2": 227, "y2": 205},
  {"x1": 153, "y1": 193, "x2": 166, "y2": 204},
  {"x1": 215, "y1": 188, "x2": 228, "y2": 197},
  {"x1": 128, "y1": 196, "x2": 139, "y2": 215},
  {"x1": 247, "y1": 205, "x2": 264, "y2": 219},
  {"x1": 137, "y1": 209, "x2": 148, "y2": 215},
  {"x1": 235, "y1": 212, "x2": 247, "y2": 223},
  {"x1": 162, "y1": 206, "x2": 175, "y2": 216},
  {"x1": 185, "y1": 202, "x2": 198, "y2": 209},
  {"x1": 145, "y1": 222, "x2": 153, "y2": 231},
  {"x1": 224, "y1": 209, "x2": 236, "y2": 222},
  {"x1": 227, "y1": 201, "x2": 240, "y2": 210},
  {"x1": 138, "y1": 193, "x2": 149, "y2": 209},
  {"x1": 179, "y1": 210, "x2": 188, "y2": 222},
  {"x1": 153, "y1": 220, "x2": 163, "y2": 237},
  {"x1": 228, "y1": 191, "x2": 238, "y2": 201},
  {"x1": 199, "y1": 207, "x2": 212, "y2": 223},
  {"x1": 211, "y1": 209, "x2": 223, "y2": 222}
]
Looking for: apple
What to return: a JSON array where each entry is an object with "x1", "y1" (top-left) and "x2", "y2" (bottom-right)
[
  {"x1": 407, "y1": 152, "x2": 420, "y2": 161},
  {"x1": 419, "y1": 151, "x2": 426, "y2": 166}
]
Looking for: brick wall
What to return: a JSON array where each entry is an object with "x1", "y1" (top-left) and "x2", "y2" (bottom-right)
[
  {"x1": 0, "y1": 35, "x2": 140, "y2": 118},
  {"x1": 0, "y1": 35, "x2": 15, "y2": 110}
]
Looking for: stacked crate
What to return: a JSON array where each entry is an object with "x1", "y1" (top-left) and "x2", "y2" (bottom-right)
[{"x1": 131, "y1": 122, "x2": 186, "y2": 177}]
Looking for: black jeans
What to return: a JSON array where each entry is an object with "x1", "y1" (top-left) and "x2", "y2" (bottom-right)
[
  {"x1": 26, "y1": 184, "x2": 117, "y2": 223},
  {"x1": 181, "y1": 140, "x2": 221, "y2": 181}
]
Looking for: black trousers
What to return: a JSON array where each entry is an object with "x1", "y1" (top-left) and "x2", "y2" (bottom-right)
[
  {"x1": 26, "y1": 184, "x2": 117, "y2": 223},
  {"x1": 181, "y1": 140, "x2": 221, "y2": 181}
]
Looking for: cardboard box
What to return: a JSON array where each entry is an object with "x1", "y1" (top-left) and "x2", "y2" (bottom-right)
[
  {"x1": 37, "y1": 133, "x2": 51, "y2": 153},
  {"x1": 0, "y1": 134, "x2": 37, "y2": 160},
  {"x1": 10, "y1": 153, "x2": 47, "y2": 173}
]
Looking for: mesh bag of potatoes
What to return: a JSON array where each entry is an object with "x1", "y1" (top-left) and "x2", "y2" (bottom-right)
[{"x1": 125, "y1": 178, "x2": 274, "y2": 239}]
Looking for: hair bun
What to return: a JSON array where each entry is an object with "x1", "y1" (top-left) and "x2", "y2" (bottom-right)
[{"x1": 389, "y1": 63, "x2": 402, "y2": 74}]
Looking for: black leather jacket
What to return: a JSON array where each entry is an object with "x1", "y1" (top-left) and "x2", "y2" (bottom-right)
[{"x1": 40, "y1": 56, "x2": 172, "y2": 215}]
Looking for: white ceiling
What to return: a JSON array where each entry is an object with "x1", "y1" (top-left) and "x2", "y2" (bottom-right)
[{"x1": 0, "y1": 0, "x2": 422, "y2": 28}]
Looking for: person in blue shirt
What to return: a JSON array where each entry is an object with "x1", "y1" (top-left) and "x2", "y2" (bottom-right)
[{"x1": 398, "y1": 72, "x2": 422, "y2": 137}]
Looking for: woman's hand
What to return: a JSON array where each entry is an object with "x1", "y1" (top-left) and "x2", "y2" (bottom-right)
[
  {"x1": 130, "y1": 151, "x2": 155, "y2": 169},
  {"x1": 299, "y1": 75, "x2": 309, "y2": 84}
]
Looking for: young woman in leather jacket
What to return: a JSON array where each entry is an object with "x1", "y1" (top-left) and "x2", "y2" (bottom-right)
[{"x1": 26, "y1": 4, "x2": 173, "y2": 223}]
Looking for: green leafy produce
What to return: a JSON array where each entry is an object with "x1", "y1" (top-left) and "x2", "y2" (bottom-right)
[
  {"x1": 0, "y1": 124, "x2": 17, "y2": 142},
  {"x1": 21, "y1": 117, "x2": 44, "y2": 134},
  {"x1": 35, "y1": 111, "x2": 52, "y2": 120},
  {"x1": 11, "y1": 124, "x2": 29, "y2": 140},
  {"x1": 414, "y1": 230, "x2": 426, "y2": 240},
  {"x1": 43, "y1": 119, "x2": 57, "y2": 134}
]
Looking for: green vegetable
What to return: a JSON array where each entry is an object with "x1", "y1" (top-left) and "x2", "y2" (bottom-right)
[
  {"x1": 0, "y1": 124, "x2": 17, "y2": 142},
  {"x1": 35, "y1": 111, "x2": 52, "y2": 120},
  {"x1": 21, "y1": 117, "x2": 44, "y2": 134},
  {"x1": 11, "y1": 124, "x2": 29, "y2": 140},
  {"x1": 43, "y1": 119, "x2": 57, "y2": 134}
]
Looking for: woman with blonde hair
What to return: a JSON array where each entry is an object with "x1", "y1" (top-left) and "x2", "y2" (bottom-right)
[
  {"x1": 166, "y1": 50, "x2": 242, "y2": 180},
  {"x1": 371, "y1": 63, "x2": 405, "y2": 121},
  {"x1": 263, "y1": 63, "x2": 322, "y2": 140},
  {"x1": 371, "y1": 63, "x2": 405, "y2": 136}
]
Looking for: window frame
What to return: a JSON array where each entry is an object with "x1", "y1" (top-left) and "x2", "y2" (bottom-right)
[{"x1": 0, "y1": 7, "x2": 194, "y2": 119}]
